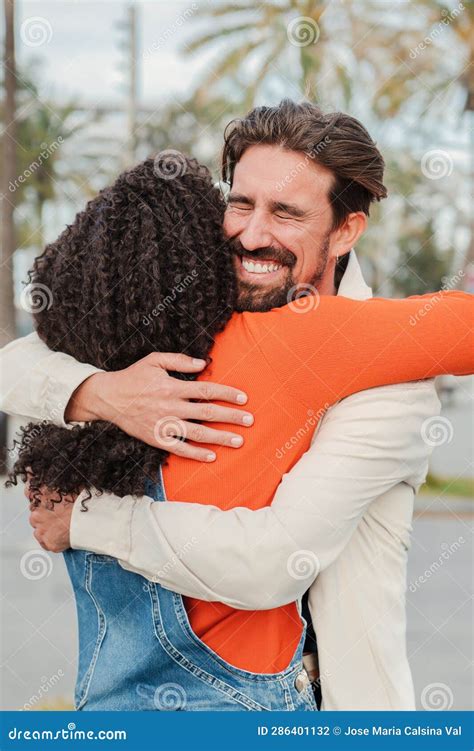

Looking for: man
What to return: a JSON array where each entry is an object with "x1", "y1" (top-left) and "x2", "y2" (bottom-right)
[{"x1": 2, "y1": 100, "x2": 440, "y2": 709}]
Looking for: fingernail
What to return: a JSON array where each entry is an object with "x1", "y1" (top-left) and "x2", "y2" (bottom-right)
[
  {"x1": 242, "y1": 414, "x2": 254, "y2": 426},
  {"x1": 193, "y1": 358, "x2": 206, "y2": 367},
  {"x1": 231, "y1": 436, "x2": 244, "y2": 447},
  {"x1": 206, "y1": 452, "x2": 216, "y2": 462},
  {"x1": 236, "y1": 393, "x2": 247, "y2": 404}
]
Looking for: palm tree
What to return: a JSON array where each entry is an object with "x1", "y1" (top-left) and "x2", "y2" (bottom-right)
[{"x1": 183, "y1": 1, "x2": 354, "y2": 109}]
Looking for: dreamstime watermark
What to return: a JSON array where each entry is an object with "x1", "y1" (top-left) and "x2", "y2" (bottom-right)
[
  {"x1": 276, "y1": 404, "x2": 329, "y2": 459},
  {"x1": 408, "y1": 537, "x2": 465, "y2": 593},
  {"x1": 153, "y1": 149, "x2": 187, "y2": 180},
  {"x1": 421, "y1": 415, "x2": 454, "y2": 447},
  {"x1": 142, "y1": 536, "x2": 198, "y2": 581},
  {"x1": 153, "y1": 416, "x2": 187, "y2": 448},
  {"x1": 275, "y1": 140, "x2": 331, "y2": 192},
  {"x1": 20, "y1": 283, "x2": 53, "y2": 314},
  {"x1": 421, "y1": 149, "x2": 453, "y2": 180},
  {"x1": 408, "y1": 270, "x2": 464, "y2": 327},
  {"x1": 22, "y1": 670, "x2": 65, "y2": 710},
  {"x1": 20, "y1": 16, "x2": 53, "y2": 47},
  {"x1": 20, "y1": 550, "x2": 53, "y2": 581},
  {"x1": 409, "y1": 3, "x2": 465, "y2": 59},
  {"x1": 8, "y1": 138, "x2": 63, "y2": 194},
  {"x1": 136, "y1": 682, "x2": 187, "y2": 710},
  {"x1": 421, "y1": 682, "x2": 454, "y2": 710},
  {"x1": 287, "y1": 283, "x2": 320, "y2": 314},
  {"x1": 287, "y1": 550, "x2": 320, "y2": 581},
  {"x1": 143, "y1": 4, "x2": 197, "y2": 55},
  {"x1": 287, "y1": 16, "x2": 320, "y2": 47},
  {"x1": 142, "y1": 270, "x2": 198, "y2": 326}
]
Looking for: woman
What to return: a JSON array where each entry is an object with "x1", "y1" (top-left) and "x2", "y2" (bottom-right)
[{"x1": 8, "y1": 156, "x2": 473, "y2": 711}]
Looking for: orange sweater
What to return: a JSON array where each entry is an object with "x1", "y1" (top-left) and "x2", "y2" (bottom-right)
[{"x1": 163, "y1": 291, "x2": 473, "y2": 673}]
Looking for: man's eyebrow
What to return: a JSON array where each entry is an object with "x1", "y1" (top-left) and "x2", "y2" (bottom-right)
[
  {"x1": 269, "y1": 200, "x2": 307, "y2": 218},
  {"x1": 227, "y1": 192, "x2": 254, "y2": 206}
]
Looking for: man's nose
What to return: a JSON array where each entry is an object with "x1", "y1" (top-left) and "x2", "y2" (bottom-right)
[{"x1": 238, "y1": 212, "x2": 273, "y2": 252}]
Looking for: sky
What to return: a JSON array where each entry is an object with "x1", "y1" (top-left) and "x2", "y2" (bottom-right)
[
  {"x1": 6, "y1": 0, "x2": 471, "y2": 261},
  {"x1": 14, "y1": 1, "x2": 217, "y2": 107}
]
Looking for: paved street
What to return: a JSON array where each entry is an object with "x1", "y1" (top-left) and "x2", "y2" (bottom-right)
[{"x1": 1, "y1": 480, "x2": 472, "y2": 711}]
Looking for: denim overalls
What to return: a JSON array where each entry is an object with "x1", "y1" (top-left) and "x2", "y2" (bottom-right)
[{"x1": 63, "y1": 470, "x2": 317, "y2": 711}]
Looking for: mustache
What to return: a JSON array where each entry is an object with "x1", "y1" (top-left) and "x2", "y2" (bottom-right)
[{"x1": 230, "y1": 239, "x2": 296, "y2": 268}]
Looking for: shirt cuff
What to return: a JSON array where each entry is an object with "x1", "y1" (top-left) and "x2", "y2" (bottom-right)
[
  {"x1": 37, "y1": 357, "x2": 102, "y2": 428},
  {"x1": 70, "y1": 490, "x2": 135, "y2": 560}
]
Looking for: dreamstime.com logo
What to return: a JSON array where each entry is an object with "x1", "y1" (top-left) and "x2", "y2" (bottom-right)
[
  {"x1": 408, "y1": 537, "x2": 465, "y2": 593},
  {"x1": 22, "y1": 670, "x2": 65, "y2": 710},
  {"x1": 143, "y1": 3, "x2": 197, "y2": 55},
  {"x1": 8, "y1": 138, "x2": 63, "y2": 193},
  {"x1": 408, "y1": 270, "x2": 464, "y2": 327},
  {"x1": 275, "y1": 141, "x2": 331, "y2": 192},
  {"x1": 143, "y1": 270, "x2": 198, "y2": 326},
  {"x1": 409, "y1": 2, "x2": 465, "y2": 59},
  {"x1": 276, "y1": 405, "x2": 329, "y2": 459},
  {"x1": 8, "y1": 723, "x2": 127, "y2": 741}
]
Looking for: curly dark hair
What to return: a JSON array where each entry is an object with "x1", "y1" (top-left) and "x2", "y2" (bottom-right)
[{"x1": 7, "y1": 155, "x2": 236, "y2": 505}]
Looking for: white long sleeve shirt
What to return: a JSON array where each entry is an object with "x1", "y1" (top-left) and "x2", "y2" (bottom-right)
[{"x1": 1, "y1": 252, "x2": 440, "y2": 709}]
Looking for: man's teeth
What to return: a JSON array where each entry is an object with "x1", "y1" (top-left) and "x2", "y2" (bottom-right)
[{"x1": 242, "y1": 259, "x2": 282, "y2": 274}]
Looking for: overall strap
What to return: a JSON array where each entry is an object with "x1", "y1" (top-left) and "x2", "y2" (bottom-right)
[{"x1": 144, "y1": 466, "x2": 167, "y2": 503}]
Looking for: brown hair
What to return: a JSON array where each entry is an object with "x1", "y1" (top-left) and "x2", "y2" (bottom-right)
[{"x1": 222, "y1": 99, "x2": 387, "y2": 230}]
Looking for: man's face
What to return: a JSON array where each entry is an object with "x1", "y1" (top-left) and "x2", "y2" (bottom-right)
[{"x1": 224, "y1": 144, "x2": 337, "y2": 312}]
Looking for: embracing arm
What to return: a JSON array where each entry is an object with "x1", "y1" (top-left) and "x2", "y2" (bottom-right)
[
  {"x1": 0, "y1": 331, "x2": 101, "y2": 425},
  {"x1": 1, "y1": 334, "x2": 253, "y2": 459},
  {"x1": 71, "y1": 380, "x2": 440, "y2": 609}
]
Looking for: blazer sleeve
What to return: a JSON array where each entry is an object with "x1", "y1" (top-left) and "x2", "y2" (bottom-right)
[
  {"x1": 0, "y1": 331, "x2": 102, "y2": 425},
  {"x1": 70, "y1": 380, "x2": 440, "y2": 609}
]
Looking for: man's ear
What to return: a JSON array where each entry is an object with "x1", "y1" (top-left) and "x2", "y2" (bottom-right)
[{"x1": 330, "y1": 212, "x2": 367, "y2": 260}]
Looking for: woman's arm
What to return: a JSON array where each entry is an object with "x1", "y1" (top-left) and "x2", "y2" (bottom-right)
[{"x1": 244, "y1": 290, "x2": 474, "y2": 405}]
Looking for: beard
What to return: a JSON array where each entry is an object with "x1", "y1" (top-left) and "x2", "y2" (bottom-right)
[{"x1": 233, "y1": 233, "x2": 331, "y2": 313}]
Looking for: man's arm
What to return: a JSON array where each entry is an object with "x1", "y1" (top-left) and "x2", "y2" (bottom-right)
[
  {"x1": 68, "y1": 381, "x2": 440, "y2": 609},
  {"x1": 1, "y1": 332, "x2": 253, "y2": 460},
  {"x1": 1, "y1": 332, "x2": 101, "y2": 426}
]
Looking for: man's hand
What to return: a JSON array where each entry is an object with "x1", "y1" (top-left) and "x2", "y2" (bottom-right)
[
  {"x1": 65, "y1": 353, "x2": 254, "y2": 462},
  {"x1": 28, "y1": 491, "x2": 75, "y2": 553}
]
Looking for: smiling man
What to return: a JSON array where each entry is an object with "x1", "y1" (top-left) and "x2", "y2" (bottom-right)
[
  {"x1": 229, "y1": 148, "x2": 340, "y2": 310},
  {"x1": 2, "y1": 100, "x2": 443, "y2": 710}
]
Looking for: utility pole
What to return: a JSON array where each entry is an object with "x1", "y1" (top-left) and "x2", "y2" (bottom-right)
[{"x1": 120, "y1": 4, "x2": 139, "y2": 166}]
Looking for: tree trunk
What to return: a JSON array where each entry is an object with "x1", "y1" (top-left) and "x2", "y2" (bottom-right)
[
  {"x1": 1, "y1": 0, "x2": 17, "y2": 471},
  {"x1": 1, "y1": 0, "x2": 16, "y2": 345}
]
